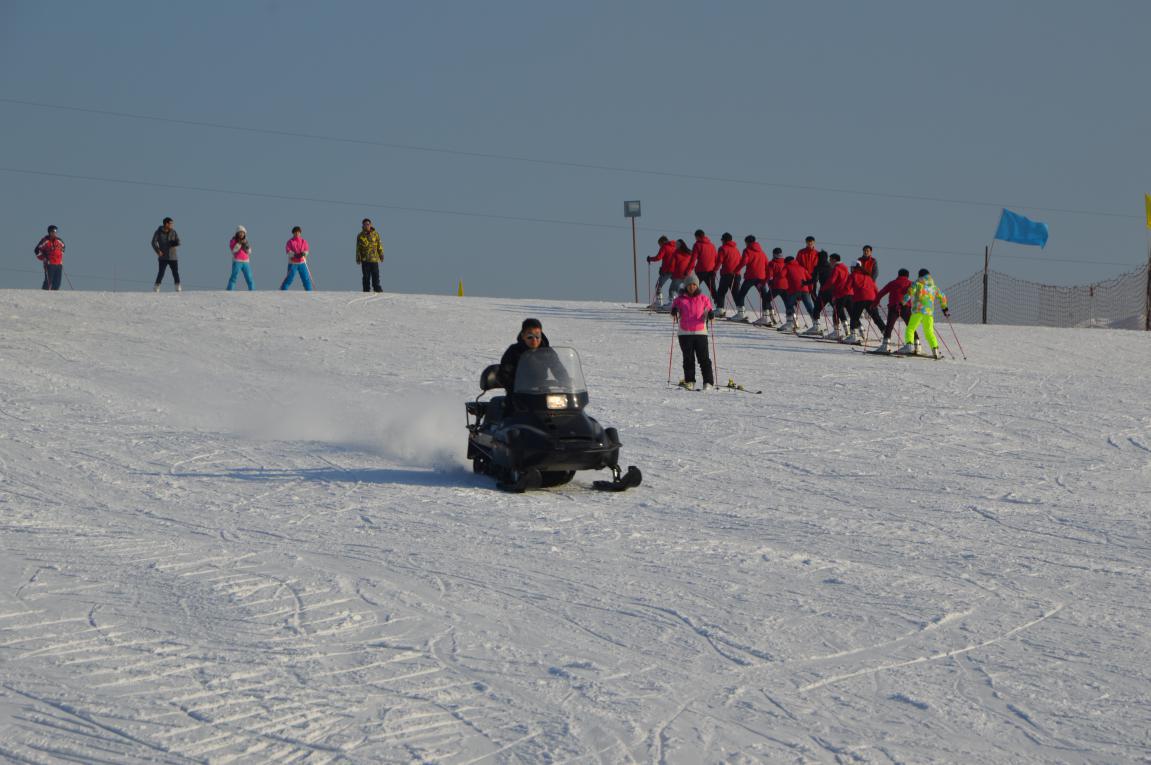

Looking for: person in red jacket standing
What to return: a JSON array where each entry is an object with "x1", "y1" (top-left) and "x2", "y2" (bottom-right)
[
  {"x1": 732, "y1": 236, "x2": 769, "y2": 322},
  {"x1": 34, "y1": 225, "x2": 65, "y2": 290},
  {"x1": 858, "y1": 245, "x2": 878, "y2": 281},
  {"x1": 802, "y1": 253, "x2": 851, "y2": 338},
  {"x1": 842, "y1": 261, "x2": 883, "y2": 345},
  {"x1": 668, "y1": 239, "x2": 695, "y2": 297},
  {"x1": 760, "y1": 248, "x2": 787, "y2": 326},
  {"x1": 646, "y1": 235, "x2": 676, "y2": 308},
  {"x1": 796, "y1": 236, "x2": 819, "y2": 280},
  {"x1": 691, "y1": 229, "x2": 719, "y2": 302},
  {"x1": 829, "y1": 255, "x2": 855, "y2": 340},
  {"x1": 778, "y1": 256, "x2": 815, "y2": 332},
  {"x1": 713, "y1": 232, "x2": 742, "y2": 316},
  {"x1": 873, "y1": 268, "x2": 914, "y2": 353}
]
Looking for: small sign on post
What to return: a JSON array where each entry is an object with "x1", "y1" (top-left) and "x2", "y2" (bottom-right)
[{"x1": 624, "y1": 201, "x2": 641, "y2": 302}]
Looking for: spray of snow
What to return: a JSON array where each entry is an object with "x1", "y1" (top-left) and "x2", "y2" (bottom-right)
[{"x1": 209, "y1": 382, "x2": 468, "y2": 469}]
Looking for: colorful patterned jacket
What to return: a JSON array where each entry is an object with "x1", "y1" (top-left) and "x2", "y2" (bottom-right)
[
  {"x1": 356, "y1": 228, "x2": 383, "y2": 264},
  {"x1": 903, "y1": 276, "x2": 948, "y2": 316}
]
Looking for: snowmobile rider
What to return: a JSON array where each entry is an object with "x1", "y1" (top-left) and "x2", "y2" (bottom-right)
[{"x1": 497, "y1": 318, "x2": 570, "y2": 393}]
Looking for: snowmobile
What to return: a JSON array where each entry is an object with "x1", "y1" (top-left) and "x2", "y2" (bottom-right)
[{"x1": 466, "y1": 346, "x2": 642, "y2": 493}]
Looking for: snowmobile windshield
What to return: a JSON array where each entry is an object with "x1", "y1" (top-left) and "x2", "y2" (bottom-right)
[{"x1": 513, "y1": 347, "x2": 587, "y2": 395}]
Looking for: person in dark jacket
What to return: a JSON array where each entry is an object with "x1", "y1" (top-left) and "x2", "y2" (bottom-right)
[
  {"x1": 34, "y1": 225, "x2": 65, "y2": 290},
  {"x1": 812, "y1": 249, "x2": 832, "y2": 297},
  {"x1": 355, "y1": 218, "x2": 384, "y2": 292},
  {"x1": 497, "y1": 318, "x2": 569, "y2": 392},
  {"x1": 151, "y1": 217, "x2": 182, "y2": 292}
]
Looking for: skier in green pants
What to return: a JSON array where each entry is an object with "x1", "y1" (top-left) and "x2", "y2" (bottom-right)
[{"x1": 895, "y1": 269, "x2": 949, "y2": 359}]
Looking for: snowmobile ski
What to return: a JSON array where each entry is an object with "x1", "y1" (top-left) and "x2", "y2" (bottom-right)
[{"x1": 592, "y1": 465, "x2": 642, "y2": 492}]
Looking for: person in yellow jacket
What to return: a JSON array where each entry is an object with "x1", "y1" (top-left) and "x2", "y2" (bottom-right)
[
  {"x1": 355, "y1": 218, "x2": 384, "y2": 292},
  {"x1": 895, "y1": 269, "x2": 949, "y2": 359}
]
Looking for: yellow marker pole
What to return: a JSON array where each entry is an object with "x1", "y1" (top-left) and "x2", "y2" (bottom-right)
[{"x1": 458, "y1": 279, "x2": 464, "y2": 297}]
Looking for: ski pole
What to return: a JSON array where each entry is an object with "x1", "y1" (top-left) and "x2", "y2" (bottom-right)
[
  {"x1": 63, "y1": 268, "x2": 74, "y2": 290},
  {"x1": 666, "y1": 315, "x2": 677, "y2": 386},
  {"x1": 944, "y1": 314, "x2": 967, "y2": 359},
  {"x1": 796, "y1": 300, "x2": 810, "y2": 329},
  {"x1": 864, "y1": 313, "x2": 883, "y2": 349},
  {"x1": 710, "y1": 315, "x2": 719, "y2": 385},
  {"x1": 935, "y1": 323, "x2": 955, "y2": 359}
]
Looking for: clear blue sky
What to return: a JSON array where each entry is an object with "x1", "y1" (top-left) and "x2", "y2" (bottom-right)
[{"x1": 2, "y1": 1, "x2": 1149, "y2": 298}]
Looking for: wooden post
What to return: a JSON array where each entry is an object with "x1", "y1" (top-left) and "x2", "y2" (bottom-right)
[
  {"x1": 631, "y1": 217, "x2": 639, "y2": 304},
  {"x1": 982, "y1": 244, "x2": 991, "y2": 324},
  {"x1": 1145, "y1": 239, "x2": 1150, "y2": 331}
]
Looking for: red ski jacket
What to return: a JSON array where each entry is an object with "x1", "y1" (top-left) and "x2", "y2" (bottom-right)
[
  {"x1": 35, "y1": 236, "x2": 65, "y2": 265},
  {"x1": 717, "y1": 241, "x2": 742, "y2": 274},
  {"x1": 692, "y1": 236, "x2": 718, "y2": 273},
  {"x1": 858, "y1": 253, "x2": 878, "y2": 279},
  {"x1": 847, "y1": 270, "x2": 877, "y2": 303},
  {"x1": 739, "y1": 242, "x2": 768, "y2": 281},
  {"x1": 796, "y1": 245, "x2": 819, "y2": 276},
  {"x1": 827, "y1": 262, "x2": 852, "y2": 300},
  {"x1": 784, "y1": 260, "x2": 811, "y2": 293},
  {"x1": 875, "y1": 275, "x2": 913, "y2": 310},
  {"x1": 647, "y1": 241, "x2": 677, "y2": 274},
  {"x1": 768, "y1": 257, "x2": 788, "y2": 290},
  {"x1": 669, "y1": 246, "x2": 695, "y2": 279}
]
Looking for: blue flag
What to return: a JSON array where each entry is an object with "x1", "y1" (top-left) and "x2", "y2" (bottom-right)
[{"x1": 994, "y1": 209, "x2": 1049, "y2": 248}]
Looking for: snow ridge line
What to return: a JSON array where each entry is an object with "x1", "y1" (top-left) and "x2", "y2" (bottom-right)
[{"x1": 798, "y1": 603, "x2": 1065, "y2": 692}]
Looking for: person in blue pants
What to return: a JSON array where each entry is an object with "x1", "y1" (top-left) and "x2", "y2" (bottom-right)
[
  {"x1": 281, "y1": 226, "x2": 313, "y2": 290},
  {"x1": 226, "y1": 226, "x2": 255, "y2": 290}
]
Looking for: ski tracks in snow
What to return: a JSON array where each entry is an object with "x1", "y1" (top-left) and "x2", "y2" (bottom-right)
[{"x1": 2, "y1": 292, "x2": 1151, "y2": 762}]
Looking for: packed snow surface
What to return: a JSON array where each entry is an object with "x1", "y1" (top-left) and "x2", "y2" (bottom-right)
[{"x1": 1, "y1": 290, "x2": 1148, "y2": 764}]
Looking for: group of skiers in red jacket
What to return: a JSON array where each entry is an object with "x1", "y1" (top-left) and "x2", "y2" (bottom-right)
[{"x1": 649, "y1": 230, "x2": 931, "y2": 354}]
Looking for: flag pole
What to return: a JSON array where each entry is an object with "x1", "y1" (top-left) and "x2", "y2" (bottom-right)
[{"x1": 982, "y1": 241, "x2": 995, "y2": 325}]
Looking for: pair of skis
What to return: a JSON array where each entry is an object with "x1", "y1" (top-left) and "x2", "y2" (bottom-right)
[
  {"x1": 850, "y1": 347, "x2": 943, "y2": 361},
  {"x1": 674, "y1": 379, "x2": 763, "y2": 394}
]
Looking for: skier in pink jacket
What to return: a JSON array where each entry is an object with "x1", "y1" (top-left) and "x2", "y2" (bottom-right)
[
  {"x1": 226, "y1": 226, "x2": 254, "y2": 290},
  {"x1": 669, "y1": 273, "x2": 716, "y2": 390},
  {"x1": 281, "y1": 226, "x2": 313, "y2": 290}
]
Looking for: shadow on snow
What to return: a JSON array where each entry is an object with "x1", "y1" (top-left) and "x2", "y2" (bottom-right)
[{"x1": 166, "y1": 465, "x2": 478, "y2": 489}]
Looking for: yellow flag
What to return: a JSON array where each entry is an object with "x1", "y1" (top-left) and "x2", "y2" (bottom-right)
[{"x1": 1145, "y1": 193, "x2": 1151, "y2": 229}]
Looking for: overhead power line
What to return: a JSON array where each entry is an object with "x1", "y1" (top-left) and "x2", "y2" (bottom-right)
[
  {"x1": 0, "y1": 96, "x2": 1141, "y2": 221},
  {"x1": 0, "y1": 166, "x2": 1140, "y2": 268}
]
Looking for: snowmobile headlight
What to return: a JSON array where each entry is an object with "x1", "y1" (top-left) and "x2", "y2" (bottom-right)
[{"x1": 546, "y1": 394, "x2": 568, "y2": 410}]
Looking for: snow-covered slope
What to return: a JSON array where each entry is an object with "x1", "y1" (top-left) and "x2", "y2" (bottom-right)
[{"x1": 1, "y1": 290, "x2": 1148, "y2": 764}]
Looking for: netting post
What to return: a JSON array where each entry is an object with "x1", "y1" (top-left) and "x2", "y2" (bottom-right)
[
  {"x1": 982, "y1": 244, "x2": 990, "y2": 324},
  {"x1": 1144, "y1": 240, "x2": 1150, "y2": 331}
]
